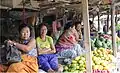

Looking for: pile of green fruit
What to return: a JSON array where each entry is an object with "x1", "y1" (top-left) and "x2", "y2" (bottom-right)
[
  {"x1": 116, "y1": 24, "x2": 120, "y2": 31},
  {"x1": 91, "y1": 36, "x2": 112, "y2": 50},
  {"x1": 92, "y1": 48, "x2": 114, "y2": 70},
  {"x1": 116, "y1": 36, "x2": 120, "y2": 46},
  {"x1": 63, "y1": 48, "x2": 115, "y2": 73}
]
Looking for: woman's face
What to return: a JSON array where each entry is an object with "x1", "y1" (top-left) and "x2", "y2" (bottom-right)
[
  {"x1": 76, "y1": 24, "x2": 81, "y2": 30},
  {"x1": 40, "y1": 25, "x2": 47, "y2": 36},
  {"x1": 20, "y1": 27, "x2": 30, "y2": 40}
]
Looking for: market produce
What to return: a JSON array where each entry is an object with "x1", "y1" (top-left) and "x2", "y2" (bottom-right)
[
  {"x1": 116, "y1": 36, "x2": 120, "y2": 46},
  {"x1": 116, "y1": 24, "x2": 120, "y2": 31},
  {"x1": 91, "y1": 36, "x2": 112, "y2": 50},
  {"x1": 63, "y1": 48, "x2": 115, "y2": 73}
]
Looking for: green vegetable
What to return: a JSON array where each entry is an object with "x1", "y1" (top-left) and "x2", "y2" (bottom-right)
[
  {"x1": 94, "y1": 38, "x2": 103, "y2": 48},
  {"x1": 102, "y1": 42, "x2": 108, "y2": 49},
  {"x1": 116, "y1": 24, "x2": 120, "y2": 31}
]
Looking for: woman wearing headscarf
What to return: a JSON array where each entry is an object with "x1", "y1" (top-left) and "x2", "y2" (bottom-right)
[{"x1": 56, "y1": 21, "x2": 85, "y2": 59}]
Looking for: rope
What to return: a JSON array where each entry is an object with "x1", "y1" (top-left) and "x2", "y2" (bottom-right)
[{"x1": 22, "y1": 0, "x2": 26, "y2": 24}]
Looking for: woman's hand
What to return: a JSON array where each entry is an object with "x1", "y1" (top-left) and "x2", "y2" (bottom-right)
[
  {"x1": 38, "y1": 48, "x2": 51, "y2": 54},
  {"x1": 7, "y1": 40, "x2": 15, "y2": 45},
  {"x1": 42, "y1": 48, "x2": 51, "y2": 52}
]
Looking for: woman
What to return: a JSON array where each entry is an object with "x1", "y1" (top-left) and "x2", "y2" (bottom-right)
[
  {"x1": 6, "y1": 24, "x2": 38, "y2": 73},
  {"x1": 75, "y1": 21, "x2": 83, "y2": 40},
  {"x1": 36, "y1": 23, "x2": 58, "y2": 73},
  {"x1": 89, "y1": 20, "x2": 96, "y2": 32},
  {"x1": 56, "y1": 21, "x2": 85, "y2": 59},
  {"x1": 74, "y1": 21, "x2": 84, "y2": 47}
]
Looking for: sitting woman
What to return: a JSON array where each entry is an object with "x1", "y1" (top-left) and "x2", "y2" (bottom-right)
[
  {"x1": 75, "y1": 21, "x2": 83, "y2": 40},
  {"x1": 36, "y1": 23, "x2": 59, "y2": 73},
  {"x1": 74, "y1": 21, "x2": 84, "y2": 48},
  {"x1": 56, "y1": 21, "x2": 85, "y2": 59},
  {"x1": 6, "y1": 24, "x2": 38, "y2": 72}
]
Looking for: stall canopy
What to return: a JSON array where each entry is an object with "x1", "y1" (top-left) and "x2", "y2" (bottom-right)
[{"x1": 0, "y1": 0, "x2": 120, "y2": 17}]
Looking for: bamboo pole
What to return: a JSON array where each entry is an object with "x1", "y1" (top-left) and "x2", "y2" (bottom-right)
[
  {"x1": 111, "y1": 0, "x2": 117, "y2": 57},
  {"x1": 82, "y1": 0, "x2": 92, "y2": 73}
]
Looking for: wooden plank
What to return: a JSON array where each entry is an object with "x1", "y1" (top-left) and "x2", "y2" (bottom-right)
[
  {"x1": 111, "y1": 0, "x2": 117, "y2": 57},
  {"x1": 82, "y1": 0, "x2": 92, "y2": 73}
]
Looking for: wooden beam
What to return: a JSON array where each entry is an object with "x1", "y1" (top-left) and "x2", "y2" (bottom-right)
[
  {"x1": 111, "y1": 0, "x2": 117, "y2": 57},
  {"x1": 82, "y1": 0, "x2": 92, "y2": 73},
  {"x1": 115, "y1": 2, "x2": 120, "y2": 6},
  {"x1": 0, "y1": 5, "x2": 11, "y2": 9}
]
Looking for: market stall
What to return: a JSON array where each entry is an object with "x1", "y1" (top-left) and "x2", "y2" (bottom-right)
[{"x1": 0, "y1": 0, "x2": 120, "y2": 73}]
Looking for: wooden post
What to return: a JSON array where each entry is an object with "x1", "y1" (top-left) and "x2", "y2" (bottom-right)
[
  {"x1": 115, "y1": 10, "x2": 118, "y2": 25},
  {"x1": 63, "y1": 14, "x2": 67, "y2": 26},
  {"x1": 40, "y1": 13, "x2": 43, "y2": 23},
  {"x1": 97, "y1": 11, "x2": 100, "y2": 31},
  {"x1": 107, "y1": 10, "x2": 110, "y2": 32},
  {"x1": 111, "y1": 0, "x2": 117, "y2": 57},
  {"x1": 82, "y1": 0, "x2": 92, "y2": 73},
  {"x1": 92, "y1": 14, "x2": 94, "y2": 22}
]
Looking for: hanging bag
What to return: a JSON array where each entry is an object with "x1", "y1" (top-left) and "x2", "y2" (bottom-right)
[
  {"x1": 6, "y1": 43, "x2": 22, "y2": 64},
  {"x1": 0, "y1": 41, "x2": 22, "y2": 65}
]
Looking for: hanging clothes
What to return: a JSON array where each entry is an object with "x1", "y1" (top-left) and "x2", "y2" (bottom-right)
[
  {"x1": 52, "y1": 21, "x2": 57, "y2": 33},
  {"x1": 56, "y1": 22, "x2": 61, "y2": 29}
]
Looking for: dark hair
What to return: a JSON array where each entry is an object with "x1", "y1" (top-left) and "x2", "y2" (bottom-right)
[
  {"x1": 19, "y1": 24, "x2": 32, "y2": 36},
  {"x1": 19, "y1": 24, "x2": 27, "y2": 32},
  {"x1": 37, "y1": 23, "x2": 48, "y2": 36},
  {"x1": 74, "y1": 21, "x2": 81, "y2": 25},
  {"x1": 89, "y1": 20, "x2": 93, "y2": 25},
  {"x1": 64, "y1": 21, "x2": 74, "y2": 30},
  {"x1": 38, "y1": 23, "x2": 48, "y2": 30},
  {"x1": 74, "y1": 21, "x2": 81, "y2": 29}
]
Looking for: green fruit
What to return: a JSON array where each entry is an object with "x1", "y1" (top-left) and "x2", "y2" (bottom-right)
[
  {"x1": 99, "y1": 37, "x2": 105, "y2": 42},
  {"x1": 80, "y1": 57, "x2": 86, "y2": 61},
  {"x1": 72, "y1": 60, "x2": 77, "y2": 64},
  {"x1": 63, "y1": 71, "x2": 69, "y2": 73},
  {"x1": 78, "y1": 60, "x2": 84, "y2": 64},
  {"x1": 71, "y1": 64, "x2": 77, "y2": 68},
  {"x1": 79, "y1": 67, "x2": 86, "y2": 71},
  {"x1": 76, "y1": 66, "x2": 79, "y2": 69},
  {"x1": 64, "y1": 66, "x2": 68, "y2": 70},
  {"x1": 73, "y1": 70, "x2": 79, "y2": 73},
  {"x1": 75, "y1": 56, "x2": 80, "y2": 61},
  {"x1": 102, "y1": 42, "x2": 108, "y2": 48},
  {"x1": 93, "y1": 65, "x2": 99, "y2": 70},
  {"x1": 94, "y1": 39, "x2": 103, "y2": 48},
  {"x1": 79, "y1": 71, "x2": 83, "y2": 73}
]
